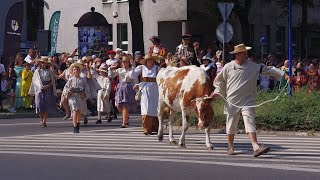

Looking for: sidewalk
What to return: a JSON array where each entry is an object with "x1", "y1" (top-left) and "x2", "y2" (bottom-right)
[{"x1": 0, "y1": 111, "x2": 64, "y2": 119}]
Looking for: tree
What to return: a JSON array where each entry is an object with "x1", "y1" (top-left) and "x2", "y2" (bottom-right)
[{"x1": 129, "y1": 0, "x2": 145, "y2": 54}]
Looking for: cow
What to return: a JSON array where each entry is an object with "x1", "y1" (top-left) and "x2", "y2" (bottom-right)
[{"x1": 156, "y1": 66, "x2": 215, "y2": 150}]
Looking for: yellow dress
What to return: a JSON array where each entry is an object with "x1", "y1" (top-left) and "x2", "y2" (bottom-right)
[{"x1": 21, "y1": 69, "x2": 33, "y2": 108}]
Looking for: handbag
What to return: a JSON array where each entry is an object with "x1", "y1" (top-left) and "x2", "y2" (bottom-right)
[{"x1": 135, "y1": 83, "x2": 146, "y2": 102}]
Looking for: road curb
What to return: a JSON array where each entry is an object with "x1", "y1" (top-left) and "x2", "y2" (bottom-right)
[
  {"x1": 0, "y1": 112, "x2": 64, "y2": 119},
  {"x1": 171, "y1": 126, "x2": 320, "y2": 137}
]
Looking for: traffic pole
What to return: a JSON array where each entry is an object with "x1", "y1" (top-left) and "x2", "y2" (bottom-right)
[{"x1": 288, "y1": 0, "x2": 293, "y2": 97}]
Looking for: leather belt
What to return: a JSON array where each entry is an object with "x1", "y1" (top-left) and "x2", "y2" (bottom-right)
[{"x1": 141, "y1": 77, "x2": 156, "y2": 82}]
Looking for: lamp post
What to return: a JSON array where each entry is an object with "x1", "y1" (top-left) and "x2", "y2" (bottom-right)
[{"x1": 288, "y1": 0, "x2": 293, "y2": 97}]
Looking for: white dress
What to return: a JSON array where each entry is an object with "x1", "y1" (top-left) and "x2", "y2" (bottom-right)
[
  {"x1": 63, "y1": 77, "x2": 90, "y2": 115},
  {"x1": 129, "y1": 65, "x2": 159, "y2": 116},
  {"x1": 96, "y1": 76, "x2": 111, "y2": 112}
]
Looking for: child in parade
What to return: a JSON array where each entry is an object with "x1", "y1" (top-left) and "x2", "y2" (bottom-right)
[
  {"x1": 21, "y1": 62, "x2": 33, "y2": 109},
  {"x1": 96, "y1": 66, "x2": 111, "y2": 124},
  {"x1": 63, "y1": 62, "x2": 90, "y2": 133},
  {"x1": 109, "y1": 56, "x2": 138, "y2": 128}
]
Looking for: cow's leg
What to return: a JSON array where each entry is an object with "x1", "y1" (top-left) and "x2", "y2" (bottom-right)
[
  {"x1": 157, "y1": 101, "x2": 166, "y2": 142},
  {"x1": 178, "y1": 109, "x2": 188, "y2": 148},
  {"x1": 205, "y1": 126, "x2": 213, "y2": 150},
  {"x1": 168, "y1": 111, "x2": 177, "y2": 145}
]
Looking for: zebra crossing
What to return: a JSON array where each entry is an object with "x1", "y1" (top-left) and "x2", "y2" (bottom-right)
[{"x1": 0, "y1": 126, "x2": 319, "y2": 173}]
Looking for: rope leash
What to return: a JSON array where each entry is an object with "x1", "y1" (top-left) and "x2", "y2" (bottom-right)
[{"x1": 214, "y1": 82, "x2": 289, "y2": 108}]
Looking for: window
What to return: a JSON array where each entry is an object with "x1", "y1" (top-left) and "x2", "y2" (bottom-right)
[
  {"x1": 102, "y1": 0, "x2": 113, "y2": 3},
  {"x1": 108, "y1": 25, "x2": 113, "y2": 50},
  {"x1": 117, "y1": 23, "x2": 128, "y2": 51}
]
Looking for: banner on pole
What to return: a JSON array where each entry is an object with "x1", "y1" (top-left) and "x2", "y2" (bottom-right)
[
  {"x1": 48, "y1": 11, "x2": 61, "y2": 56},
  {"x1": 2, "y1": 2, "x2": 23, "y2": 67}
]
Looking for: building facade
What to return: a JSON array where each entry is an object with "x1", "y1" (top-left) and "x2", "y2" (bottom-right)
[
  {"x1": 42, "y1": 0, "x2": 320, "y2": 57},
  {"x1": 43, "y1": 0, "x2": 187, "y2": 54}
]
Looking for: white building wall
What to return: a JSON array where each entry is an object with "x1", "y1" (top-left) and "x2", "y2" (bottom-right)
[{"x1": 43, "y1": 0, "x2": 187, "y2": 54}]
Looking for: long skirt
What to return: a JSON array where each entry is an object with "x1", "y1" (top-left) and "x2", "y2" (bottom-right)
[
  {"x1": 115, "y1": 82, "x2": 136, "y2": 112},
  {"x1": 35, "y1": 81, "x2": 56, "y2": 113},
  {"x1": 142, "y1": 115, "x2": 159, "y2": 134}
]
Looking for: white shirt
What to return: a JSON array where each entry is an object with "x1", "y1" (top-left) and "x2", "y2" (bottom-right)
[
  {"x1": 24, "y1": 55, "x2": 33, "y2": 63},
  {"x1": 153, "y1": 47, "x2": 159, "y2": 54},
  {"x1": 214, "y1": 60, "x2": 284, "y2": 114},
  {"x1": 106, "y1": 59, "x2": 119, "y2": 66}
]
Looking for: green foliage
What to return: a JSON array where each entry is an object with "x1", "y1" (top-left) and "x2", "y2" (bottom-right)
[
  {"x1": 175, "y1": 89, "x2": 320, "y2": 131},
  {"x1": 255, "y1": 89, "x2": 320, "y2": 131}
]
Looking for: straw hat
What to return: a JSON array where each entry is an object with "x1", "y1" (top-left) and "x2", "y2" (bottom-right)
[
  {"x1": 97, "y1": 66, "x2": 108, "y2": 73},
  {"x1": 229, "y1": 44, "x2": 252, "y2": 54},
  {"x1": 38, "y1": 56, "x2": 51, "y2": 64},
  {"x1": 144, "y1": 54, "x2": 159, "y2": 63},
  {"x1": 121, "y1": 56, "x2": 131, "y2": 63},
  {"x1": 67, "y1": 58, "x2": 74, "y2": 63},
  {"x1": 76, "y1": 59, "x2": 85, "y2": 65},
  {"x1": 69, "y1": 63, "x2": 83, "y2": 73}
]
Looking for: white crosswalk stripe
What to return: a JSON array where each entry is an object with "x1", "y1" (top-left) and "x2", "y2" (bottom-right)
[{"x1": 0, "y1": 127, "x2": 319, "y2": 173}]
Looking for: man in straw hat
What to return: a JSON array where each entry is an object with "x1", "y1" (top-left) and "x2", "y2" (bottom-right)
[{"x1": 213, "y1": 43, "x2": 288, "y2": 157}]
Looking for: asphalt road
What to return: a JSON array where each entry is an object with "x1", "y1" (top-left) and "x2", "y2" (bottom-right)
[{"x1": 0, "y1": 115, "x2": 319, "y2": 180}]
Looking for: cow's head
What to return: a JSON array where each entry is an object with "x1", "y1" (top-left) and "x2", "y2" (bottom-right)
[{"x1": 190, "y1": 96, "x2": 214, "y2": 129}]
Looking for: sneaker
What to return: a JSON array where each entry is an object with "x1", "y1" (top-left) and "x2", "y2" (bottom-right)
[{"x1": 96, "y1": 120, "x2": 102, "y2": 124}]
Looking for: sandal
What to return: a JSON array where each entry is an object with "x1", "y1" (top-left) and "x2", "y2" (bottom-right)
[
  {"x1": 120, "y1": 125, "x2": 127, "y2": 128},
  {"x1": 227, "y1": 148, "x2": 236, "y2": 155},
  {"x1": 253, "y1": 145, "x2": 270, "y2": 157}
]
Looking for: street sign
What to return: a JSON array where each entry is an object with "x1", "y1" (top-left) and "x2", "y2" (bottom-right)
[
  {"x1": 259, "y1": 34, "x2": 266, "y2": 44},
  {"x1": 216, "y1": 22, "x2": 233, "y2": 43},
  {"x1": 218, "y1": 3, "x2": 234, "y2": 21}
]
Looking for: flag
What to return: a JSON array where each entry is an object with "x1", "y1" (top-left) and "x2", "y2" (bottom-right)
[
  {"x1": 48, "y1": 11, "x2": 61, "y2": 56},
  {"x1": 2, "y1": 2, "x2": 23, "y2": 68}
]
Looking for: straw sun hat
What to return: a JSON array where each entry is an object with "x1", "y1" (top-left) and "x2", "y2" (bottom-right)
[
  {"x1": 38, "y1": 56, "x2": 51, "y2": 64},
  {"x1": 229, "y1": 43, "x2": 252, "y2": 54},
  {"x1": 69, "y1": 63, "x2": 83, "y2": 73}
]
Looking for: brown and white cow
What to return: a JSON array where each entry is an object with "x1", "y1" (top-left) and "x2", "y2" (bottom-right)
[{"x1": 156, "y1": 66, "x2": 214, "y2": 149}]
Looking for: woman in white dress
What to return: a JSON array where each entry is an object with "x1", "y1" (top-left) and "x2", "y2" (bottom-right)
[
  {"x1": 63, "y1": 63, "x2": 90, "y2": 133},
  {"x1": 109, "y1": 56, "x2": 138, "y2": 128},
  {"x1": 129, "y1": 54, "x2": 160, "y2": 135},
  {"x1": 96, "y1": 66, "x2": 111, "y2": 124}
]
